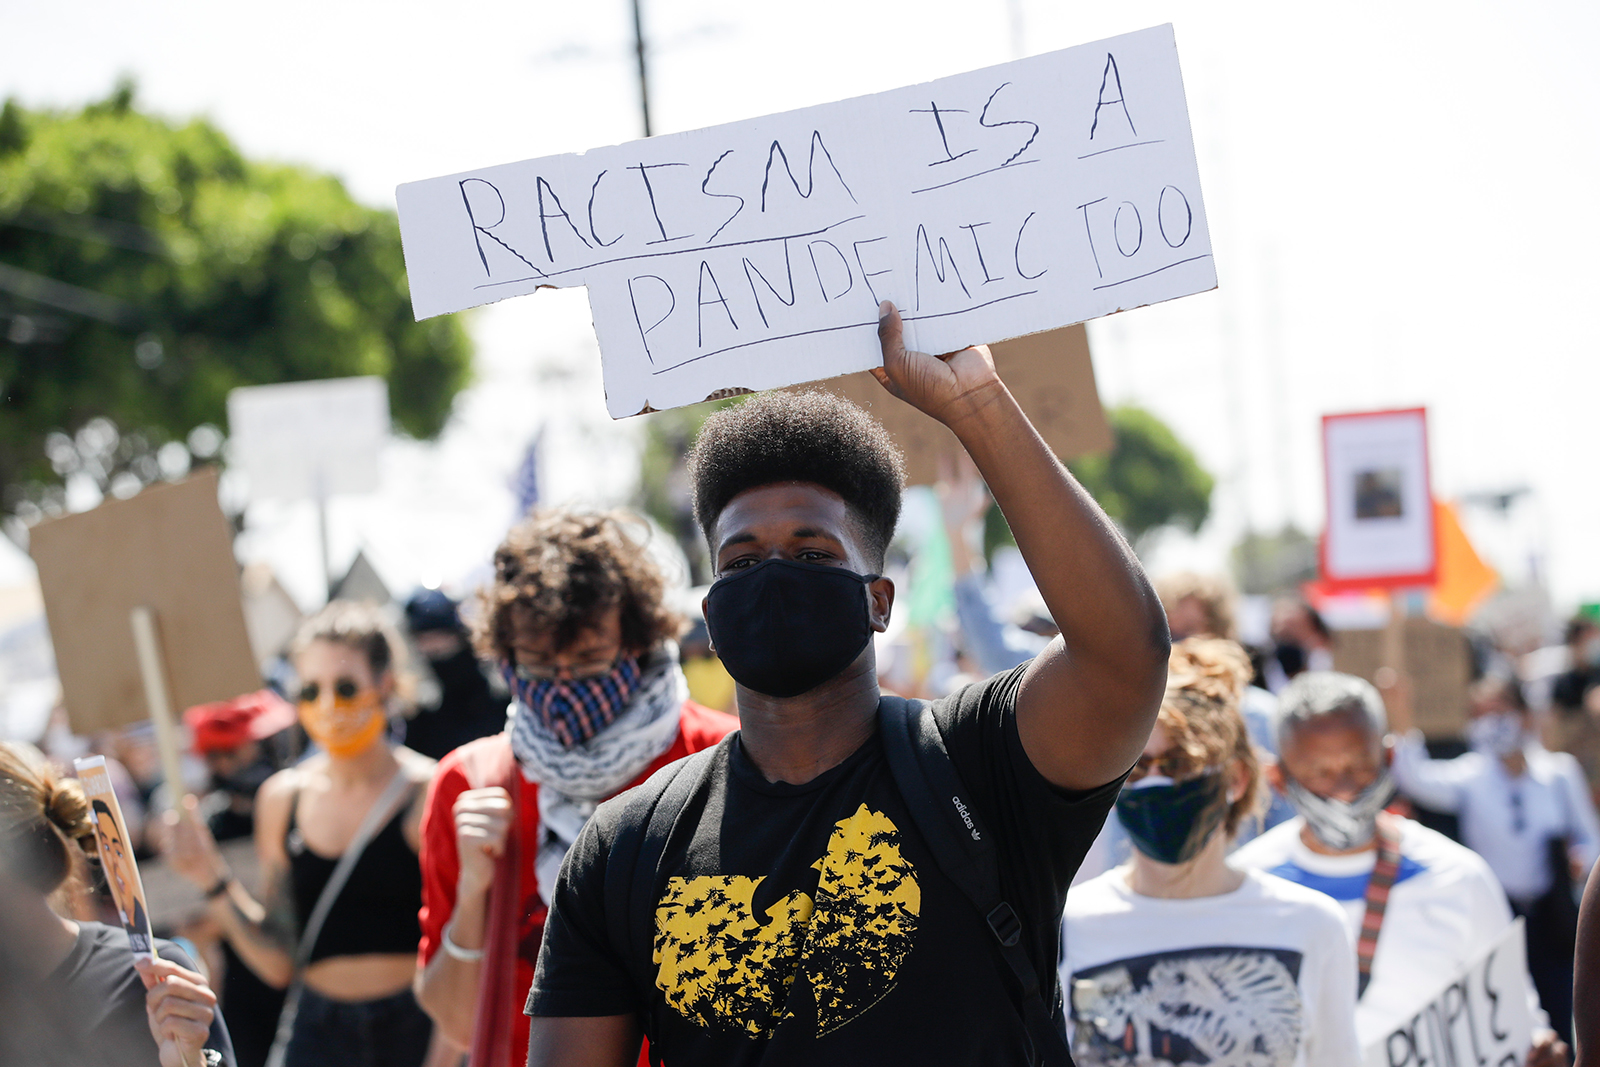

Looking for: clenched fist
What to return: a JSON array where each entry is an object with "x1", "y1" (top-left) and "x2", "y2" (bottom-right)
[{"x1": 454, "y1": 786, "x2": 513, "y2": 897}]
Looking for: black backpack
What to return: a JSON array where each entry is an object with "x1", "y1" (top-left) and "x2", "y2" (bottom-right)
[{"x1": 601, "y1": 695, "x2": 1073, "y2": 1067}]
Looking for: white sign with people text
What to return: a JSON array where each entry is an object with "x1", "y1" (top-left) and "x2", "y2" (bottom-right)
[{"x1": 1360, "y1": 918, "x2": 1533, "y2": 1067}]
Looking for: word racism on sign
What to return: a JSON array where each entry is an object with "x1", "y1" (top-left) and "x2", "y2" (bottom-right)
[
  {"x1": 397, "y1": 24, "x2": 1213, "y2": 417},
  {"x1": 1361, "y1": 918, "x2": 1533, "y2": 1067}
]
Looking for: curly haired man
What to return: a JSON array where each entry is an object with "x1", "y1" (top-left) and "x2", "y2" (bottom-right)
[{"x1": 413, "y1": 510, "x2": 736, "y2": 1067}]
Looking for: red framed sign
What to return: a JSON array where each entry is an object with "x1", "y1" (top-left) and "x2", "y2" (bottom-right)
[{"x1": 1319, "y1": 407, "x2": 1437, "y2": 592}]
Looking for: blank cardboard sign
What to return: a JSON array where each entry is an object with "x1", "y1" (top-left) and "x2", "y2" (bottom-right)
[
  {"x1": 29, "y1": 470, "x2": 260, "y2": 735},
  {"x1": 796, "y1": 324, "x2": 1111, "y2": 485},
  {"x1": 1332, "y1": 618, "x2": 1471, "y2": 740}
]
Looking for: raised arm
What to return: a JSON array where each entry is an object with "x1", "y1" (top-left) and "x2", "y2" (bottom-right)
[
  {"x1": 874, "y1": 303, "x2": 1168, "y2": 790},
  {"x1": 1387, "y1": 731, "x2": 1470, "y2": 814},
  {"x1": 163, "y1": 775, "x2": 298, "y2": 989},
  {"x1": 414, "y1": 784, "x2": 512, "y2": 1045}
]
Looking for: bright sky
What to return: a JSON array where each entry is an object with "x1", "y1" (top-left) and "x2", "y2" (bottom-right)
[{"x1": 3, "y1": 0, "x2": 1598, "y2": 613}]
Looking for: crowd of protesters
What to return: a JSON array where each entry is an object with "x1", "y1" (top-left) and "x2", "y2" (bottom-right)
[{"x1": 7, "y1": 313, "x2": 1600, "y2": 1066}]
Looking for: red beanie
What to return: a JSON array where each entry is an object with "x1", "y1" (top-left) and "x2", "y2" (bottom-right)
[{"x1": 185, "y1": 690, "x2": 296, "y2": 755}]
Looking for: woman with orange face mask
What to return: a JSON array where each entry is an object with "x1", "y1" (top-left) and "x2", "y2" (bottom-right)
[{"x1": 164, "y1": 601, "x2": 438, "y2": 1067}]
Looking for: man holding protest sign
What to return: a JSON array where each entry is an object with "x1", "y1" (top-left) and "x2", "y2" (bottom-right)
[{"x1": 521, "y1": 302, "x2": 1167, "y2": 1066}]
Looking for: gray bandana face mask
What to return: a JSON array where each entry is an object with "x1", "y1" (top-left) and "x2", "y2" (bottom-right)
[{"x1": 1283, "y1": 768, "x2": 1395, "y2": 852}]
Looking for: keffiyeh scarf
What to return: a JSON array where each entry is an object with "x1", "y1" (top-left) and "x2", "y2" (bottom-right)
[{"x1": 507, "y1": 643, "x2": 686, "y2": 898}]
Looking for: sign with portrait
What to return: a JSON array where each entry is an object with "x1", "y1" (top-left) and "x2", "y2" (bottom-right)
[
  {"x1": 1320, "y1": 408, "x2": 1436, "y2": 591},
  {"x1": 74, "y1": 756, "x2": 154, "y2": 958}
]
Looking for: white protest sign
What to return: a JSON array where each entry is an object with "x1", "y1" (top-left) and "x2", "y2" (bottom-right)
[
  {"x1": 226, "y1": 376, "x2": 389, "y2": 501},
  {"x1": 1360, "y1": 919, "x2": 1533, "y2": 1067},
  {"x1": 397, "y1": 24, "x2": 1214, "y2": 417},
  {"x1": 1321, "y1": 407, "x2": 1437, "y2": 591}
]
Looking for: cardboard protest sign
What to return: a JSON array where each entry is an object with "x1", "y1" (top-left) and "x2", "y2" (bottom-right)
[
  {"x1": 397, "y1": 24, "x2": 1213, "y2": 417},
  {"x1": 1332, "y1": 617, "x2": 1472, "y2": 739},
  {"x1": 1321, "y1": 408, "x2": 1437, "y2": 591},
  {"x1": 1360, "y1": 919, "x2": 1532, "y2": 1067},
  {"x1": 226, "y1": 376, "x2": 389, "y2": 501},
  {"x1": 799, "y1": 324, "x2": 1111, "y2": 485},
  {"x1": 29, "y1": 470, "x2": 261, "y2": 735},
  {"x1": 74, "y1": 755, "x2": 155, "y2": 956},
  {"x1": 241, "y1": 562, "x2": 304, "y2": 664}
]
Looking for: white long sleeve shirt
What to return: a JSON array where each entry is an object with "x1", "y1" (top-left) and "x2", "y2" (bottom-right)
[
  {"x1": 1390, "y1": 731, "x2": 1600, "y2": 901},
  {"x1": 1234, "y1": 815, "x2": 1545, "y2": 1043}
]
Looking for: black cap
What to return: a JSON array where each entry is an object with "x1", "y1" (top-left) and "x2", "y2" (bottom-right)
[{"x1": 405, "y1": 587, "x2": 462, "y2": 634}]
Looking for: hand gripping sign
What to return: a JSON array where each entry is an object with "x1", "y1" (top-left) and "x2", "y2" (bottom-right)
[{"x1": 397, "y1": 24, "x2": 1215, "y2": 417}]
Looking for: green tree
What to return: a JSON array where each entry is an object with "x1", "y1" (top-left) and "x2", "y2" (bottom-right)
[
  {"x1": 0, "y1": 81, "x2": 471, "y2": 529},
  {"x1": 1066, "y1": 405, "x2": 1213, "y2": 549},
  {"x1": 1232, "y1": 525, "x2": 1318, "y2": 594},
  {"x1": 634, "y1": 398, "x2": 739, "y2": 585}
]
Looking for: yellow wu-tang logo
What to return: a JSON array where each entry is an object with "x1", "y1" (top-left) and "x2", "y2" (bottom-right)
[{"x1": 653, "y1": 804, "x2": 920, "y2": 1039}]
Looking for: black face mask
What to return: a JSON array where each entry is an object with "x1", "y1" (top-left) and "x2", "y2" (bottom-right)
[
  {"x1": 704, "y1": 558, "x2": 879, "y2": 699},
  {"x1": 1274, "y1": 642, "x2": 1307, "y2": 678},
  {"x1": 1115, "y1": 772, "x2": 1230, "y2": 865},
  {"x1": 429, "y1": 646, "x2": 489, "y2": 698}
]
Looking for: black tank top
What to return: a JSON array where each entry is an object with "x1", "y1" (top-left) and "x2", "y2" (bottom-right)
[{"x1": 286, "y1": 787, "x2": 424, "y2": 962}]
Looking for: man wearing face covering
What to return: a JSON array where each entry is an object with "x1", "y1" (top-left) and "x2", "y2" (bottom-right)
[
  {"x1": 1233, "y1": 672, "x2": 1570, "y2": 1063},
  {"x1": 400, "y1": 588, "x2": 507, "y2": 762},
  {"x1": 413, "y1": 510, "x2": 737, "y2": 1067},
  {"x1": 521, "y1": 303, "x2": 1169, "y2": 1067}
]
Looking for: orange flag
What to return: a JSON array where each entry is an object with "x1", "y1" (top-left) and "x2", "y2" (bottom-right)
[{"x1": 1427, "y1": 500, "x2": 1498, "y2": 626}]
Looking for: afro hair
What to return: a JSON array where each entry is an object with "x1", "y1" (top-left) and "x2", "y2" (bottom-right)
[{"x1": 689, "y1": 390, "x2": 905, "y2": 567}]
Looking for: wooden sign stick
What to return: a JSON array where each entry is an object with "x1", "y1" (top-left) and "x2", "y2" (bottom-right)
[
  {"x1": 1377, "y1": 593, "x2": 1416, "y2": 735},
  {"x1": 129, "y1": 606, "x2": 189, "y2": 804}
]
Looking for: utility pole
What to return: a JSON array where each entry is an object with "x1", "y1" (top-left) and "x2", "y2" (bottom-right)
[
  {"x1": 1006, "y1": 0, "x2": 1026, "y2": 59},
  {"x1": 631, "y1": 0, "x2": 653, "y2": 137}
]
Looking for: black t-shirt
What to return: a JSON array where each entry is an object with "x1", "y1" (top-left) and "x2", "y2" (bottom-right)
[
  {"x1": 527, "y1": 665, "x2": 1122, "y2": 1066},
  {"x1": 49, "y1": 921, "x2": 236, "y2": 1067}
]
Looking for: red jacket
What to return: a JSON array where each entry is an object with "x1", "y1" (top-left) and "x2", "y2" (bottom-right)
[{"x1": 417, "y1": 701, "x2": 737, "y2": 1066}]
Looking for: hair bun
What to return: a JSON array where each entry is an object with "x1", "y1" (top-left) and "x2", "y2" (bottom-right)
[{"x1": 44, "y1": 777, "x2": 94, "y2": 844}]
